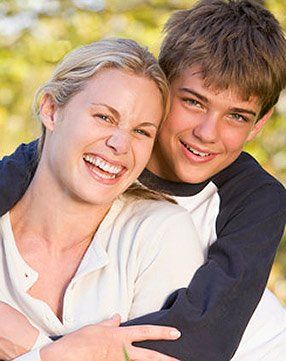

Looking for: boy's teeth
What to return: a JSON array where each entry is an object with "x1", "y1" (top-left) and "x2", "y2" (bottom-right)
[
  {"x1": 182, "y1": 142, "x2": 211, "y2": 157},
  {"x1": 83, "y1": 155, "x2": 123, "y2": 174}
]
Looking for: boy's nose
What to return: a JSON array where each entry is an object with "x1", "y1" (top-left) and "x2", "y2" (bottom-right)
[{"x1": 193, "y1": 113, "x2": 219, "y2": 143}]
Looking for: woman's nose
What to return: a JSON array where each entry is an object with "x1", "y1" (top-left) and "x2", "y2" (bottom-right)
[{"x1": 106, "y1": 129, "x2": 131, "y2": 154}]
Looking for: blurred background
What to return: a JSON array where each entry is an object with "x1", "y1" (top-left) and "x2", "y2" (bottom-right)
[{"x1": 0, "y1": 0, "x2": 285, "y2": 303}]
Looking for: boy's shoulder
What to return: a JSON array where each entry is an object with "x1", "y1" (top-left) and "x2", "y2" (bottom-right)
[
  {"x1": 212, "y1": 152, "x2": 286, "y2": 233},
  {"x1": 140, "y1": 152, "x2": 286, "y2": 228},
  {"x1": 213, "y1": 152, "x2": 286, "y2": 201},
  {"x1": 215, "y1": 152, "x2": 283, "y2": 185},
  {"x1": 140, "y1": 151, "x2": 285, "y2": 200}
]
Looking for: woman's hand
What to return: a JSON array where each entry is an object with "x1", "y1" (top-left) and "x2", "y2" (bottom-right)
[
  {"x1": 41, "y1": 314, "x2": 181, "y2": 361},
  {"x1": 0, "y1": 302, "x2": 39, "y2": 361},
  {"x1": 0, "y1": 306, "x2": 181, "y2": 361}
]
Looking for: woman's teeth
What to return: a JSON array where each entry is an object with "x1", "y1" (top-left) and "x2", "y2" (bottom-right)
[{"x1": 83, "y1": 154, "x2": 123, "y2": 179}]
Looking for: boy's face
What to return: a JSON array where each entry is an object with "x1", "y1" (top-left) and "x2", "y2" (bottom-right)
[{"x1": 148, "y1": 65, "x2": 272, "y2": 183}]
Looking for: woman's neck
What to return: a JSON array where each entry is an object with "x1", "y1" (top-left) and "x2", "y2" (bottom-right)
[{"x1": 10, "y1": 163, "x2": 112, "y2": 252}]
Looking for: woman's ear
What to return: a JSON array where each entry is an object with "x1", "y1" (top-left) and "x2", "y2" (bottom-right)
[{"x1": 39, "y1": 94, "x2": 58, "y2": 131}]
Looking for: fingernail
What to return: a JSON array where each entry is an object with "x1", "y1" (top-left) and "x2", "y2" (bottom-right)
[{"x1": 170, "y1": 330, "x2": 181, "y2": 338}]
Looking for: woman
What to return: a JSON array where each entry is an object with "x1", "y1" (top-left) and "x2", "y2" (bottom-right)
[{"x1": 0, "y1": 38, "x2": 204, "y2": 360}]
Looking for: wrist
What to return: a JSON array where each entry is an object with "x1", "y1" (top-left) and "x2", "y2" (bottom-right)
[{"x1": 40, "y1": 341, "x2": 66, "y2": 361}]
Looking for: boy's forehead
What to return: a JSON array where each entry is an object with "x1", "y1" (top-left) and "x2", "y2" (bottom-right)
[{"x1": 171, "y1": 65, "x2": 262, "y2": 110}]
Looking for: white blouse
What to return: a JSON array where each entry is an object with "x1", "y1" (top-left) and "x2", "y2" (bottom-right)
[{"x1": 0, "y1": 196, "x2": 205, "y2": 360}]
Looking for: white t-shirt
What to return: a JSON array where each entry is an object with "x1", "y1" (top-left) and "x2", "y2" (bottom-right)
[{"x1": 0, "y1": 196, "x2": 204, "y2": 361}]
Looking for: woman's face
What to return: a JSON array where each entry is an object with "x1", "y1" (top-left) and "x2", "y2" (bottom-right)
[{"x1": 40, "y1": 68, "x2": 163, "y2": 206}]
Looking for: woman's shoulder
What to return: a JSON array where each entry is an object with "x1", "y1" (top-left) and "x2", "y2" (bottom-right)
[
  {"x1": 109, "y1": 196, "x2": 204, "y2": 273},
  {"x1": 113, "y1": 196, "x2": 196, "y2": 239},
  {"x1": 119, "y1": 195, "x2": 189, "y2": 221}
]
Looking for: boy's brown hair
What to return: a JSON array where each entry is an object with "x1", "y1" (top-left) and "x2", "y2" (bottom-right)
[{"x1": 159, "y1": 0, "x2": 286, "y2": 118}]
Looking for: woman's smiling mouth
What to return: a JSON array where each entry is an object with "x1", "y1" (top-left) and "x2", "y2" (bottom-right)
[{"x1": 83, "y1": 154, "x2": 126, "y2": 180}]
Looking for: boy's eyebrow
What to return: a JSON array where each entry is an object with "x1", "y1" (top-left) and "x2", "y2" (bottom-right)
[
  {"x1": 229, "y1": 107, "x2": 257, "y2": 117},
  {"x1": 179, "y1": 88, "x2": 257, "y2": 117},
  {"x1": 179, "y1": 88, "x2": 209, "y2": 103},
  {"x1": 138, "y1": 122, "x2": 158, "y2": 129}
]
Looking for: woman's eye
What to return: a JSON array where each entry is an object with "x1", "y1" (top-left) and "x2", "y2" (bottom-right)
[
  {"x1": 96, "y1": 114, "x2": 110, "y2": 122},
  {"x1": 94, "y1": 113, "x2": 112, "y2": 122}
]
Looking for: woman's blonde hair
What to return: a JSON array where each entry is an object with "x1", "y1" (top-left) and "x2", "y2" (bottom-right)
[
  {"x1": 34, "y1": 38, "x2": 172, "y2": 202},
  {"x1": 34, "y1": 38, "x2": 169, "y2": 147}
]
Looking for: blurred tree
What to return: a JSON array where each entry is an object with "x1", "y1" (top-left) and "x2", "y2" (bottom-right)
[{"x1": 0, "y1": 0, "x2": 286, "y2": 301}]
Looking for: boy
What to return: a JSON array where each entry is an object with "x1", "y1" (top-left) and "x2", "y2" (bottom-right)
[{"x1": 1, "y1": 0, "x2": 286, "y2": 360}]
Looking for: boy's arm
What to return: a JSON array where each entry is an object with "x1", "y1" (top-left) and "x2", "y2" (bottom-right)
[
  {"x1": 123, "y1": 183, "x2": 286, "y2": 361},
  {"x1": 0, "y1": 141, "x2": 38, "y2": 216}
]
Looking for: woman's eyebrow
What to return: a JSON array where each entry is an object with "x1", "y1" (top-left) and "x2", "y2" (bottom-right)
[
  {"x1": 91, "y1": 104, "x2": 158, "y2": 129},
  {"x1": 91, "y1": 102, "x2": 120, "y2": 118}
]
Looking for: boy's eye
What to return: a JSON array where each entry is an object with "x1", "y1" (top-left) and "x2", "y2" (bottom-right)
[
  {"x1": 134, "y1": 129, "x2": 150, "y2": 137},
  {"x1": 229, "y1": 113, "x2": 249, "y2": 123},
  {"x1": 183, "y1": 98, "x2": 202, "y2": 108}
]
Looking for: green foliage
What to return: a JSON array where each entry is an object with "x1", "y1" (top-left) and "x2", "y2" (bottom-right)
[
  {"x1": 0, "y1": 0, "x2": 197, "y2": 156},
  {"x1": 123, "y1": 346, "x2": 130, "y2": 361},
  {"x1": 0, "y1": 0, "x2": 286, "y2": 297}
]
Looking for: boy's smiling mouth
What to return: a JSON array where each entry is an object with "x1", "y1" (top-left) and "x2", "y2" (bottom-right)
[{"x1": 180, "y1": 140, "x2": 215, "y2": 158}]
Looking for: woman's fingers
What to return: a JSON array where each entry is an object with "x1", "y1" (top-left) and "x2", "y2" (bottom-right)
[
  {"x1": 122, "y1": 324, "x2": 181, "y2": 342},
  {"x1": 98, "y1": 313, "x2": 121, "y2": 327},
  {"x1": 128, "y1": 345, "x2": 180, "y2": 361}
]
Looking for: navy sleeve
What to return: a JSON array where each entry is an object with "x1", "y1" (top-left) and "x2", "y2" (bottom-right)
[
  {"x1": 0, "y1": 141, "x2": 38, "y2": 215},
  {"x1": 123, "y1": 182, "x2": 286, "y2": 361}
]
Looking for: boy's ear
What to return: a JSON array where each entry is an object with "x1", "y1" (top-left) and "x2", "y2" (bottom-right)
[
  {"x1": 39, "y1": 94, "x2": 58, "y2": 131},
  {"x1": 247, "y1": 108, "x2": 273, "y2": 142}
]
